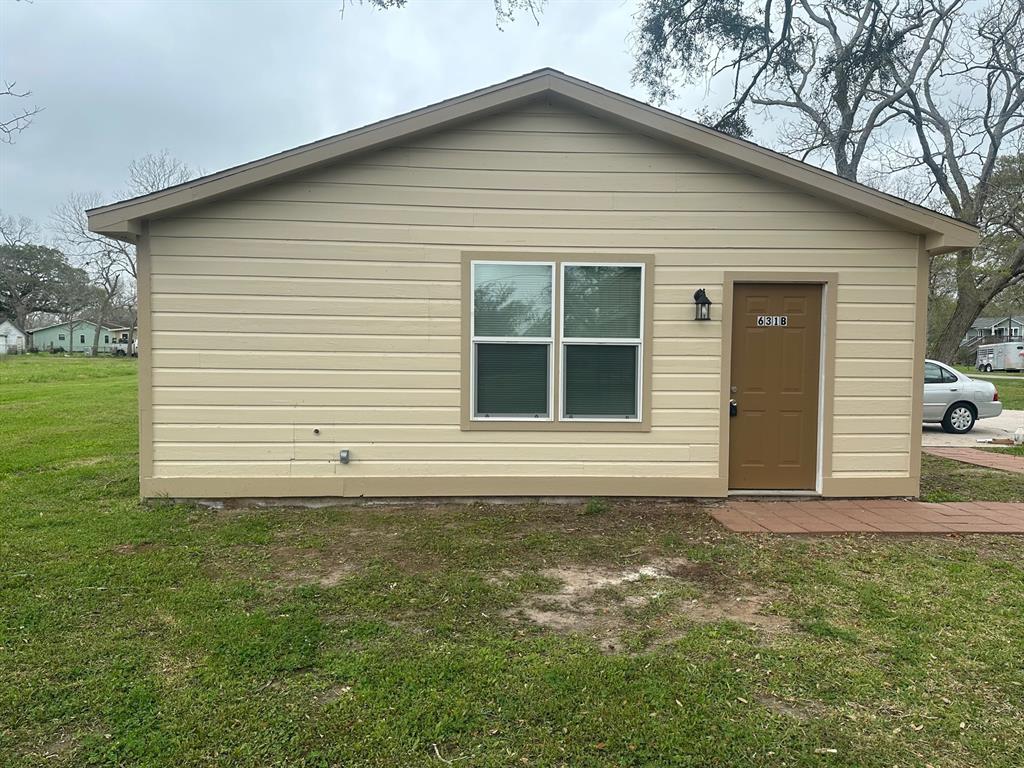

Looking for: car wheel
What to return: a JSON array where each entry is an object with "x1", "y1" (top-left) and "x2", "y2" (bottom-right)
[{"x1": 941, "y1": 403, "x2": 976, "y2": 434}]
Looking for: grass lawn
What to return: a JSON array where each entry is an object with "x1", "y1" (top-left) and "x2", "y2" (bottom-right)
[
  {"x1": 955, "y1": 364, "x2": 1022, "y2": 377},
  {"x1": 986, "y1": 376, "x2": 1024, "y2": 409},
  {"x1": 919, "y1": 453, "x2": 1024, "y2": 502},
  {"x1": 954, "y1": 366, "x2": 1024, "y2": 409},
  {"x1": 975, "y1": 376, "x2": 1024, "y2": 410},
  {"x1": 990, "y1": 445, "x2": 1024, "y2": 457},
  {"x1": 2, "y1": 355, "x2": 1023, "y2": 767}
]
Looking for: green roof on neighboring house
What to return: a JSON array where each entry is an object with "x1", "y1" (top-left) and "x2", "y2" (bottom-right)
[{"x1": 28, "y1": 319, "x2": 116, "y2": 334}]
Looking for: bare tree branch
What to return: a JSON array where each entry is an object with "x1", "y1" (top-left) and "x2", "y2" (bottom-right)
[
  {"x1": 0, "y1": 80, "x2": 42, "y2": 143},
  {"x1": 631, "y1": 0, "x2": 1023, "y2": 361}
]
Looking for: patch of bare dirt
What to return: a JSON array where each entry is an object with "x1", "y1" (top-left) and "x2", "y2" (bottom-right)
[
  {"x1": 316, "y1": 564, "x2": 357, "y2": 587},
  {"x1": 511, "y1": 498, "x2": 722, "y2": 538},
  {"x1": 485, "y1": 568, "x2": 520, "y2": 585},
  {"x1": 506, "y1": 557, "x2": 791, "y2": 653},
  {"x1": 274, "y1": 546, "x2": 358, "y2": 587},
  {"x1": 757, "y1": 693, "x2": 827, "y2": 721},
  {"x1": 37, "y1": 732, "x2": 79, "y2": 759},
  {"x1": 661, "y1": 559, "x2": 719, "y2": 584},
  {"x1": 312, "y1": 683, "x2": 353, "y2": 707},
  {"x1": 676, "y1": 592, "x2": 792, "y2": 635}
]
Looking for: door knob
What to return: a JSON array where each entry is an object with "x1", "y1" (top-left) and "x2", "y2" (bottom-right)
[{"x1": 729, "y1": 399, "x2": 738, "y2": 417}]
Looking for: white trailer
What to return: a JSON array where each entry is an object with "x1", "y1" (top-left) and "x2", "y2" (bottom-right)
[
  {"x1": 109, "y1": 339, "x2": 139, "y2": 357},
  {"x1": 976, "y1": 341, "x2": 1024, "y2": 372}
]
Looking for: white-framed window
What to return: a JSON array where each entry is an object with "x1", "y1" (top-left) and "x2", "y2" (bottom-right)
[
  {"x1": 469, "y1": 259, "x2": 645, "y2": 423},
  {"x1": 559, "y1": 263, "x2": 644, "y2": 422},
  {"x1": 470, "y1": 261, "x2": 554, "y2": 420}
]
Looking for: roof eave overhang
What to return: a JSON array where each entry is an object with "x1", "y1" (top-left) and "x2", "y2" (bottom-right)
[
  {"x1": 86, "y1": 69, "x2": 980, "y2": 255},
  {"x1": 93, "y1": 219, "x2": 142, "y2": 244},
  {"x1": 923, "y1": 230, "x2": 981, "y2": 256}
]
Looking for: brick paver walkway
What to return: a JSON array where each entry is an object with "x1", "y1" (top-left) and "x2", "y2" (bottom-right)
[
  {"x1": 923, "y1": 446, "x2": 1024, "y2": 474},
  {"x1": 713, "y1": 499, "x2": 1024, "y2": 534}
]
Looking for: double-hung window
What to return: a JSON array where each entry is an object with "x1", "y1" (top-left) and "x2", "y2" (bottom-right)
[
  {"x1": 561, "y1": 264, "x2": 643, "y2": 421},
  {"x1": 471, "y1": 261, "x2": 554, "y2": 419},
  {"x1": 468, "y1": 257, "x2": 647, "y2": 426}
]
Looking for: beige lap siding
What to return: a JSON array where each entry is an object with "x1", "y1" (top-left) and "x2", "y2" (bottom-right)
[{"x1": 144, "y1": 102, "x2": 920, "y2": 496}]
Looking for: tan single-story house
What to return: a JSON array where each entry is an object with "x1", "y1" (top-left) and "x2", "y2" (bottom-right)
[{"x1": 87, "y1": 69, "x2": 978, "y2": 500}]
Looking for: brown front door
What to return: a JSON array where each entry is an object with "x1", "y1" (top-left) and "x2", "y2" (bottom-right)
[{"x1": 729, "y1": 283, "x2": 822, "y2": 490}]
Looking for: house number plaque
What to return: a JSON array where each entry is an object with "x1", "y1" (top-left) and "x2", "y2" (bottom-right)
[{"x1": 756, "y1": 315, "x2": 789, "y2": 327}]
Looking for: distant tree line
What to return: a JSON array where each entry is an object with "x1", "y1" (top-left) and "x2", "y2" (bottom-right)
[{"x1": 1, "y1": 151, "x2": 199, "y2": 353}]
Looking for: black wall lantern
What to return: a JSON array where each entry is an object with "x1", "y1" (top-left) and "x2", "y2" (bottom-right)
[{"x1": 693, "y1": 288, "x2": 712, "y2": 321}]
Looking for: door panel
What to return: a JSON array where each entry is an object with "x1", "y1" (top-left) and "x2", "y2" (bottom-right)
[
  {"x1": 922, "y1": 362, "x2": 959, "y2": 421},
  {"x1": 729, "y1": 283, "x2": 822, "y2": 490}
]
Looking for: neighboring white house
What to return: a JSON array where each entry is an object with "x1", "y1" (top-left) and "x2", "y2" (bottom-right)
[
  {"x1": 963, "y1": 315, "x2": 1024, "y2": 344},
  {"x1": 0, "y1": 319, "x2": 27, "y2": 354}
]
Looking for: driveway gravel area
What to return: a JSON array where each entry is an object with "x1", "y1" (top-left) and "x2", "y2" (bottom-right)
[{"x1": 922, "y1": 408, "x2": 1024, "y2": 446}]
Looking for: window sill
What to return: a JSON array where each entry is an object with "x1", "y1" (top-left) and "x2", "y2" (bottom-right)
[{"x1": 461, "y1": 419, "x2": 650, "y2": 432}]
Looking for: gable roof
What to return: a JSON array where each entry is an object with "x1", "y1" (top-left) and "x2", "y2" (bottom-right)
[
  {"x1": 87, "y1": 68, "x2": 978, "y2": 255},
  {"x1": 971, "y1": 315, "x2": 1024, "y2": 329},
  {"x1": 28, "y1": 319, "x2": 115, "y2": 334}
]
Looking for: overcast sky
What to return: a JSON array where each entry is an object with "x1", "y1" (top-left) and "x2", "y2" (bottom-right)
[{"x1": 1, "y1": 0, "x2": 736, "y2": 241}]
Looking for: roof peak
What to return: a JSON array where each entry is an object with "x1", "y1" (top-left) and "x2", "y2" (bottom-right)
[
  {"x1": 28, "y1": 319, "x2": 115, "y2": 333},
  {"x1": 87, "y1": 68, "x2": 978, "y2": 255}
]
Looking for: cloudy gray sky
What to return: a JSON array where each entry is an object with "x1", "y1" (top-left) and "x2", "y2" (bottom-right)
[{"x1": 1, "y1": 0, "x2": 730, "y2": 240}]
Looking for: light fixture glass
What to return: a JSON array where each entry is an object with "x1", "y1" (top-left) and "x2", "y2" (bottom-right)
[{"x1": 693, "y1": 288, "x2": 712, "y2": 321}]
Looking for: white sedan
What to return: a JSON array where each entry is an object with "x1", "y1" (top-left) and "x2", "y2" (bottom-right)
[{"x1": 923, "y1": 359, "x2": 1003, "y2": 433}]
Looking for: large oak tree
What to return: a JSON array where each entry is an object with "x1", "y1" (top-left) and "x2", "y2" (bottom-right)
[
  {"x1": 630, "y1": 0, "x2": 1023, "y2": 361},
  {"x1": 0, "y1": 214, "x2": 87, "y2": 330}
]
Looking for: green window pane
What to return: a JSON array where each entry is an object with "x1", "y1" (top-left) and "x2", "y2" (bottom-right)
[
  {"x1": 564, "y1": 265, "x2": 641, "y2": 338},
  {"x1": 475, "y1": 343, "x2": 549, "y2": 417},
  {"x1": 474, "y1": 263, "x2": 552, "y2": 337},
  {"x1": 564, "y1": 345, "x2": 637, "y2": 419}
]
